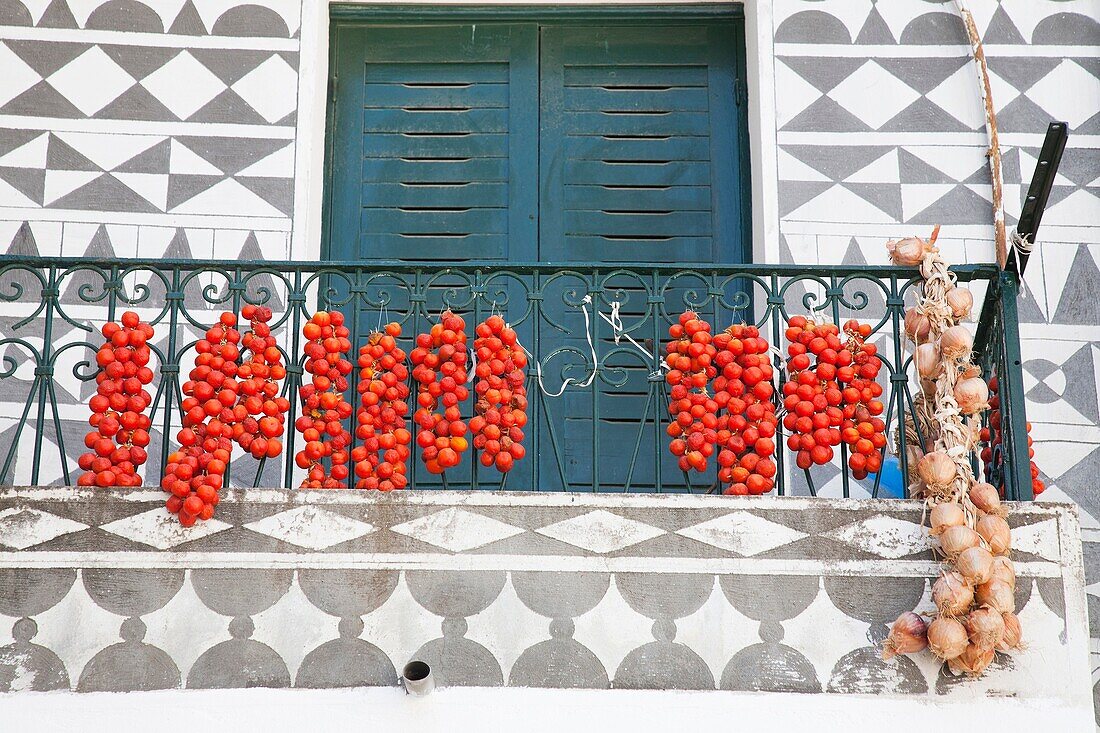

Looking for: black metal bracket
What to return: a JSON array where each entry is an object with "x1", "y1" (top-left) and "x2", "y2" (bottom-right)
[{"x1": 1007, "y1": 121, "x2": 1069, "y2": 278}]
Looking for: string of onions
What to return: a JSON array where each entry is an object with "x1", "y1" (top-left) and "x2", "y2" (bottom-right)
[{"x1": 883, "y1": 227, "x2": 1022, "y2": 676}]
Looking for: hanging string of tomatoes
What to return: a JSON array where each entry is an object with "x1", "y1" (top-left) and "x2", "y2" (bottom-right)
[
  {"x1": 713, "y1": 324, "x2": 778, "y2": 495},
  {"x1": 163, "y1": 312, "x2": 241, "y2": 525},
  {"x1": 781, "y1": 316, "x2": 846, "y2": 470},
  {"x1": 664, "y1": 311, "x2": 719, "y2": 473},
  {"x1": 410, "y1": 310, "x2": 470, "y2": 475},
  {"x1": 234, "y1": 304, "x2": 290, "y2": 460},
  {"x1": 78, "y1": 311, "x2": 154, "y2": 488},
  {"x1": 294, "y1": 311, "x2": 354, "y2": 488},
  {"x1": 352, "y1": 322, "x2": 411, "y2": 490},
  {"x1": 836, "y1": 320, "x2": 887, "y2": 480},
  {"x1": 470, "y1": 315, "x2": 528, "y2": 473}
]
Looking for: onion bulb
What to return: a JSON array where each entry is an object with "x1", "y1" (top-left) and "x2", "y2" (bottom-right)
[
  {"x1": 915, "y1": 342, "x2": 942, "y2": 380},
  {"x1": 990, "y1": 556, "x2": 1016, "y2": 590},
  {"x1": 918, "y1": 451, "x2": 957, "y2": 489},
  {"x1": 930, "y1": 502, "x2": 966, "y2": 536},
  {"x1": 977, "y1": 514, "x2": 1011, "y2": 556},
  {"x1": 940, "y1": 325, "x2": 974, "y2": 360},
  {"x1": 933, "y1": 571, "x2": 975, "y2": 616},
  {"x1": 906, "y1": 444, "x2": 925, "y2": 475},
  {"x1": 975, "y1": 578, "x2": 1015, "y2": 614},
  {"x1": 948, "y1": 642, "x2": 995, "y2": 677},
  {"x1": 882, "y1": 611, "x2": 928, "y2": 660},
  {"x1": 904, "y1": 307, "x2": 931, "y2": 342},
  {"x1": 966, "y1": 606, "x2": 1006, "y2": 651},
  {"x1": 887, "y1": 236, "x2": 929, "y2": 267},
  {"x1": 927, "y1": 616, "x2": 969, "y2": 660},
  {"x1": 969, "y1": 482, "x2": 1005, "y2": 517},
  {"x1": 954, "y1": 374, "x2": 989, "y2": 414},
  {"x1": 998, "y1": 612, "x2": 1022, "y2": 650},
  {"x1": 957, "y1": 545, "x2": 995, "y2": 585},
  {"x1": 946, "y1": 287, "x2": 973, "y2": 321},
  {"x1": 939, "y1": 525, "x2": 980, "y2": 557}
]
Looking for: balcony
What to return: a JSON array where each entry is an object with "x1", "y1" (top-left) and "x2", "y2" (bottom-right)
[
  {"x1": 0, "y1": 255, "x2": 1034, "y2": 499},
  {"x1": 0, "y1": 255, "x2": 1089, "y2": 721}
]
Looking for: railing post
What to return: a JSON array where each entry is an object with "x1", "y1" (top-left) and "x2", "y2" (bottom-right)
[
  {"x1": 30, "y1": 265, "x2": 59, "y2": 486},
  {"x1": 158, "y1": 269, "x2": 184, "y2": 479},
  {"x1": 996, "y1": 270, "x2": 1033, "y2": 501}
]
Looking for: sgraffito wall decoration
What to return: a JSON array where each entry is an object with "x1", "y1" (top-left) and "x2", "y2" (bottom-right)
[
  {"x1": 0, "y1": 0, "x2": 1097, "y2": 721},
  {"x1": 0, "y1": 489, "x2": 1090, "y2": 701}
]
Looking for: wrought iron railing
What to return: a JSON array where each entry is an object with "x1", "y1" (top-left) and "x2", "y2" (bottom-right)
[{"x1": 0, "y1": 256, "x2": 1033, "y2": 499}]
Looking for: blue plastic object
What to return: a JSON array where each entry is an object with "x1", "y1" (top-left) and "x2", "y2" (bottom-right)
[{"x1": 868, "y1": 455, "x2": 906, "y2": 498}]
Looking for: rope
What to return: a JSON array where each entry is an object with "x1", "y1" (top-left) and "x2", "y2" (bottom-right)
[
  {"x1": 1011, "y1": 229, "x2": 1033, "y2": 256},
  {"x1": 514, "y1": 295, "x2": 598, "y2": 398},
  {"x1": 598, "y1": 300, "x2": 669, "y2": 381}
]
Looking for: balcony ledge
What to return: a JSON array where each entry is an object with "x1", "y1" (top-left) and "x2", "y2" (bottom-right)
[{"x1": 0, "y1": 487, "x2": 1090, "y2": 717}]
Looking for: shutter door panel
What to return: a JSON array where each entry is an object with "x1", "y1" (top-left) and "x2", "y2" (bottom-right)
[
  {"x1": 328, "y1": 20, "x2": 746, "y2": 493},
  {"x1": 329, "y1": 24, "x2": 539, "y2": 491},
  {"x1": 535, "y1": 24, "x2": 743, "y2": 492},
  {"x1": 539, "y1": 25, "x2": 740, "y2": 264},
  {"x1": 328, "y1": 24, "x2": 537, "y2": 263}
]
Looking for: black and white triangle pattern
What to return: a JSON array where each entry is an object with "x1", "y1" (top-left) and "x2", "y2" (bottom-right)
[
  {"x1": 0, "y1": 39, "x2": 299, "y2": 126},
  {"x1": 0, "y1": 0, "x2": 300, "y2": 38},
  {"x1": 774, "y1": 1, "x2": 1100, "y2": 229},
  {"x1": 0, "y1": 131, "x2": 294, "y2": 216}
]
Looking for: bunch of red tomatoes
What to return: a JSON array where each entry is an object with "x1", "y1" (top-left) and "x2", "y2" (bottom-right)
[
  {"x1": 835, "y1": 320, "x2": 887, "y2": 479},
  {"x1": 663, "y1": 313, "x2": 780, "y2": 495},
  {"x1": 663, "y1": 311, "x2": 888, "y2": 496},
  {"x1": 781, "y1": 317, "x2": 886, "y2": 475},
  {"x1": 411, "y1": 310, "x2": 470, "y2": 474},
  {"x1": 234, "y1": 304, "x2": 290, "y2": 460},
  {"x1": 713, "y1": 324, "x2": 778, "y2": 495},
  {"x1": 78, "y1": 311, "x2": 154, "y2": 488},
  {"x1": 294, "y1": 311, "x2": 354, "y2": 488},
  {"x1": 470, "y1": 314, "x2": 528, "y2": 473},
  {"x1": 351, "y1": 322, "x2": 411, "y2": 491},
  {"x1": 163, "y1": 312, "x2": 243, "y2": 525},
  {"x1": 664, "y1": 311, "x2": 719, "y2": 473}
]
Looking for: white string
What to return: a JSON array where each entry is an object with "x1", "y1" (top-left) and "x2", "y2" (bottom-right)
[
  {"x1": 376, "y1": 301, "x2": 388, "y2": 332},
  {"x1": 1009, "y1": 230, "x2": 1035, "y2": 304},
  {"x1": 515, "y1": 294, "x2": 598, "y2": 398},
  {"x1": 598, "y1": 300, "x2": 669, "y2": 381},
  {"x1": 608, "y1": 301, "x2": 625, "y2": 344},
  {"x1": 1010, "y1": 229, "x2": 1033, "y2": 255}
]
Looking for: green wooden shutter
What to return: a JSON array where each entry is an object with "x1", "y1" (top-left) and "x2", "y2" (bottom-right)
[
  {"x1": 327, "y1": 24, "x2": 538, "y2": 262},
  {"x1": 535, "y1": 24, "x2": 744, "y2": 491},
  {"x1": 538, "y1": 24, "x2": 741, "y2": 264}
]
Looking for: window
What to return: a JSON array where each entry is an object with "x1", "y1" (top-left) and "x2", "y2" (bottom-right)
[
  {"x1": 324, "y1": 10, "x2": 751, "y2": 491},
  {"x1": 325, "y1": 14, "x2": 750, "y2": 264}
]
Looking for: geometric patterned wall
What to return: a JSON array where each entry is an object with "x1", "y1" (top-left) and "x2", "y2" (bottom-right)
[
  {"x1": 0, "y1": 488, "x2": 1090, "y2": 710},
  {"x1": 0, "y1": 0, "x2": 299, "y2": 261},
  {"x1": 0, "y1": 0, "x2": 1098, "y2": 720},
  {"x1": 768, "y1": 2, "x2": 1100, "y2": 723}
]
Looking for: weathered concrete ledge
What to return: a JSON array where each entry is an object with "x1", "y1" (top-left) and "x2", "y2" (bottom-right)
[{"x1": 0, "y1": 488, "x2": 1090, "y2": 713}]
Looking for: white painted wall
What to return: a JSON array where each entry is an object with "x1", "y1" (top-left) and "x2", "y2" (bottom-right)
[{"x1": 1, "y1": 685, "x2": 1092, "y2": 733}]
